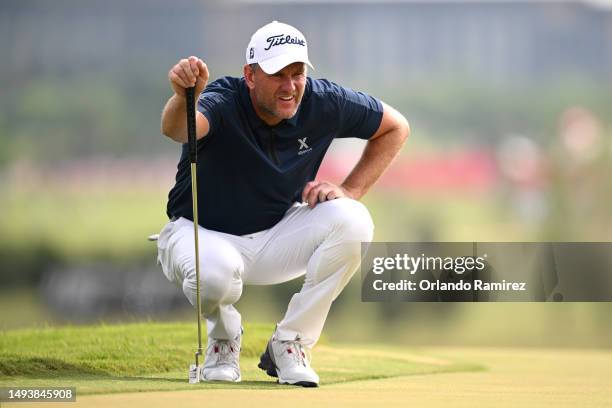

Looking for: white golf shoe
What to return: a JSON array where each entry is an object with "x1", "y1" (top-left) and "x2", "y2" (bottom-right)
[
  {"x1": 201, "y1": 330, "x2": 241, "y2": 382},
  {"x1": 258, "y1": 334, "x2": 319, "y2": 387}
]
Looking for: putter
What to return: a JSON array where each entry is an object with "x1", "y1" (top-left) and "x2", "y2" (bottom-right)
[{"x1": 185, "y1": 86, "x2": 204, "y2": 384}]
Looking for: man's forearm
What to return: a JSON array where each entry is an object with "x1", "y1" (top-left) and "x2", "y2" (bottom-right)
[
  {"x1": 341, "y1": 126, "x2": 409, "y2": 199},
  {"x1": 161, "y1": 94, "x2": 189, "y2": 143}
]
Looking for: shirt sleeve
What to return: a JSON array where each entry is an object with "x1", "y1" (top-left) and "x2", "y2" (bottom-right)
[
  {"x1": 196, "y1": 80, "x2": 231, "y2": 137},
  {"x1": 334, "y1": 83, "x2": 384, "y2": 140}
]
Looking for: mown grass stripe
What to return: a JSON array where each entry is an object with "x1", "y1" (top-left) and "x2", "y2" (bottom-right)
[{"x1": 0, "y1": 322, "x2": 481, "y2": 394}]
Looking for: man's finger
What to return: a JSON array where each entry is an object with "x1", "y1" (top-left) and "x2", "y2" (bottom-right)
[
  {"x1": 188, "y1": 56, "x2": 199, "y2": 76},
  {"x1": 306, "y1": 184, "x2": 324, "y2": 207},
  {"x1": 180, "y1": 64, "x2": 196, "y2": 85},
  {"x1": 174, "y1": 64, "x2": 190, "y2": 86},
  {"x1": 179, "y1": 60, "x2": 196, "y2": 85},
  {"x1": 327, "y1": 190, "x2": 339, "y2": 200},
  {"x1": 308, "y1": 184, "x2": 332, "y2": 208},
  {"x1": 318, "y1": 189, "x2": 328, "y2": 204},
  {"x1": 169, "y1": 71, "x2": 188, "y2": 89},
  {"x1": 197, "y1": 60, "x2": 209, "y2": 79},
  {"x1": 302, "y1": 181, "x2": 319, "y2": 202}
]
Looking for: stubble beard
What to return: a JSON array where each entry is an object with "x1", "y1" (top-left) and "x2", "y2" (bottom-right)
[{"x1": 255, "y1": 91, "x2": 299, "y2": 122}]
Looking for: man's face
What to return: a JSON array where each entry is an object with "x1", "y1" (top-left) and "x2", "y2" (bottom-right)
[{"x1": 245, "y1": 62, "x2": 307, "y2": 126}]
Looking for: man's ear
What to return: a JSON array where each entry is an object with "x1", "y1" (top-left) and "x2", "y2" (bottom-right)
[{"x1": 244, "y1": 64, "x2": 255, "y2": 89}]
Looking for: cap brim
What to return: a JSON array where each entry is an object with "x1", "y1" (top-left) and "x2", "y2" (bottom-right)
[{"x1": 258, "y1": 53, "x2": 314, "y2": 75}]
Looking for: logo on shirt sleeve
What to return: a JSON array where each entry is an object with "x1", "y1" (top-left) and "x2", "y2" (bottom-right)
[{"x1": 298, "y1": 137, "x2": 312, "y2": 155}]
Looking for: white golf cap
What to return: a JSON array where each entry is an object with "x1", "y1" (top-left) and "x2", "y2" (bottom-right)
[{"x1": 246, "y1": 21, "x2": 314, "y2": 74}]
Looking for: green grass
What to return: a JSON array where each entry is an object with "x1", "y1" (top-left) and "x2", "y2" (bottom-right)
[
  {"x1": 0, "y1": 187, "x2": 168, "y2": 261},
  {"x1": 0, "y1": 322, "x2": 481, "y2": 394},
  {"x1": 0, "y1": 184, "x2": 539, "y2": 264}
]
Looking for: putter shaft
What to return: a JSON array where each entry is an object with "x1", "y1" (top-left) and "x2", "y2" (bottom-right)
[
  {"x1": 191, "y1": 163, "x2": 203, "y2": 366},
  {"x1": 186, "y1": 86, "x2": 203, "y2": 372}
]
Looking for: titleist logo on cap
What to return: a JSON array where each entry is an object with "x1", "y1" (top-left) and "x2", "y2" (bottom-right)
[
  {"x1": 264, "y1": 34, "x2": 306, "y2": 51},
  {"x1": 246, "y1": 21, "x2": 314, "y2": 74}
]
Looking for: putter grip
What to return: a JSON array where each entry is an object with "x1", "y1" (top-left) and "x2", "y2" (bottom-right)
[{"x1": 186, "y1": 87, "x2": 197, "y2": 164}]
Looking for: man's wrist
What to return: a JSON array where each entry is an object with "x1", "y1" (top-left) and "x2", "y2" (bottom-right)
[{"x1": 340, "y1": 184, "x2": 361, "y2": 200}]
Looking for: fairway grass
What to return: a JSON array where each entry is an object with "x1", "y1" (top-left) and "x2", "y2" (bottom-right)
[{"x1": 0, "y1": 322, "x2": 480, "y2": 395}]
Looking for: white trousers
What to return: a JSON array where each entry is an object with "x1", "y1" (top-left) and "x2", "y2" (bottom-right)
[{"x1": 156, "y1": 198, "x2": 374, "y2": 348}]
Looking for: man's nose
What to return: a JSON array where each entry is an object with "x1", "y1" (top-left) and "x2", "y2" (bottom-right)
[{"x1": 279, "y1": 76, "x2": 296, "y2": 93}]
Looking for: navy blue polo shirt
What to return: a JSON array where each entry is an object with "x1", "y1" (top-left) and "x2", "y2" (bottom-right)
[{"x1": 166, "y1": 76, "x2": 383, "y2": 236}]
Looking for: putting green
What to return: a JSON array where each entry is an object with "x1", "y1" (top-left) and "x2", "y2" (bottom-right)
[
  {"x1": 2, "y1": 323, "x2": 611, "y2": 407},
  {"x1": 7, "y1": 347, "x2": 611, "y2": 408},
  {"x1": 0, "y1": 322, "x2": 477, "y2": 394}
]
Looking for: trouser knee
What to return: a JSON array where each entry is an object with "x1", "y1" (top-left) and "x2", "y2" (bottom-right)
[
  {"x1": 321, "y1": 198, "x2": 374, "y2": 242},
  {"x1": 180, "y1": 251, "x2": 243, "y2": 312},
  {"x1": 305, "y1": 199, "x2": 374, "y2": 287},
  {"x1": 342, "y1": 201, "x2": 374, "y2": 242}
]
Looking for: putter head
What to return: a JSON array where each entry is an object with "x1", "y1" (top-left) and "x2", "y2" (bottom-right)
[{"x1": 188, "y1": 364, "x2": 202, "y2": 384}]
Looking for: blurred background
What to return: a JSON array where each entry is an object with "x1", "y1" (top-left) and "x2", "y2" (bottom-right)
[{"x1": 1, "y1": 0, "x2": 611, "y2": 348}]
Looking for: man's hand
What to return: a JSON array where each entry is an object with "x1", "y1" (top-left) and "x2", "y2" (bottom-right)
[
  {"x1": 301, "y1": 181, "x2": 355, "y2": 208},
  {"x1": 161, "y1": 56, "x2": 211, "y2": 143},
  {"x1": 168, "y1": 56, "x2": 209, "y2": 97}
]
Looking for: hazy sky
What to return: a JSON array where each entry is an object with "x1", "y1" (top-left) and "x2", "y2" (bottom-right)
[{"x1": 242, "y1": 0, "x2": 612, "y2": 8}]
